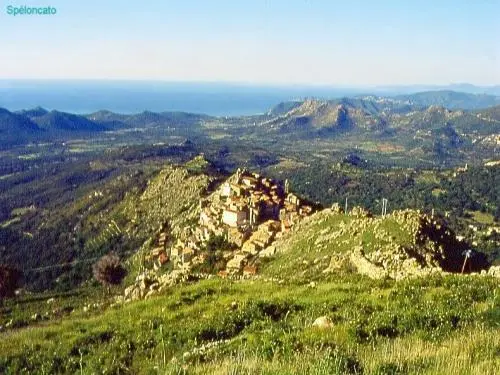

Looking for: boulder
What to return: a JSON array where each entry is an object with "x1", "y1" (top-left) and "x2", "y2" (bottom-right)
[{"x1": 312, "y1": 316, "x2": 333, "y2": 329}]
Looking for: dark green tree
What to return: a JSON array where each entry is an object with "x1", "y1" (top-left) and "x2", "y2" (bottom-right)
[
  {"x1": 0, "y1": 265, "x2": 21, "y2": 303},
  {"x1": 92, "y1": 253, "x2": 127, "y2": 291}
]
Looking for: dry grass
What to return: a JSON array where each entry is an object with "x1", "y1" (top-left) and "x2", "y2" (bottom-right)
[
  {"x1": 172, "y1": 327, "x2": 500, "y2": 374},
  {"x1": 359, "y1": 327, "x2": 500, "y2": 375}
]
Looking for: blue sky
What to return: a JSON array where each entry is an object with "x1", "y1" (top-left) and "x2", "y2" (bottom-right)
[{"x1": 1, "y1": 0, "x2": 499, "y2": 85}]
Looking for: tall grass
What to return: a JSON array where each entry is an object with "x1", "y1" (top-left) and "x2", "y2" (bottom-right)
[{"x1": 0, "y1": 276, "x2": 498, "y2": 374}]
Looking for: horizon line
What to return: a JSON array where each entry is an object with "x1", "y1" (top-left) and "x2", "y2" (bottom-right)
[{"x1": 1, "y1": 78, "x2": 499, "y2": 89}]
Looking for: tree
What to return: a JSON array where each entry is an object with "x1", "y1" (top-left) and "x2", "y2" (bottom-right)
[
  {"x1": 0, "y1": 265, "x2": 21, "y2": 303},
  {"x1": 92, "y1": 253, "x2": 127, "y2": 290}
]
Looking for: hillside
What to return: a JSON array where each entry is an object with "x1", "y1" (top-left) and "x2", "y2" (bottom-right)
[
  {"x1": 31, "y1": 110, "x2": 108, "y2": 132},
  {"x1": 394, "y1": 90, "x2": 500, "y2": 110},
  {"x1": 263, "y1": 98, "x2": 500, "y2": 136},
  {"x1": 3, "y1": 158, "x2": 497, "y2": 292},
  {"x1": 0, "y1": 151, "x2": 214, "y2": 291},
  {"x1": 1, "y1": 261, "x2": 498, "y2": 374},
  {"x1": 263, "y1": 98, "x2": 388, "y2": 134},
  {"x1": 0, "y1": 108, "x2": 44, "y2": 147},
  {"x1": 262, "y1": 207, "x2": 489, "y2": 281},
  {"x1": 115, "y1": 168, "x2": 495, "y2": 305}
]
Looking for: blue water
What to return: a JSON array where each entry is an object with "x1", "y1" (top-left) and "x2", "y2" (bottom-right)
[
  {"x1": 0, "y1": 80, "x2": 368, "y2": 116},
  {"x1": 2, "y1": 80, "x2": 496, "y2": 116}
]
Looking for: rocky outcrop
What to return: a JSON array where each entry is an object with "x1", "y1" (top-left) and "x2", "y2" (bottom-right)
[
  {"x1": 120, "y1": 268, "x2": 192, "y2": 303},
  {"x1": 267, "y1": 207, "x2": 489, "y2": 281}
]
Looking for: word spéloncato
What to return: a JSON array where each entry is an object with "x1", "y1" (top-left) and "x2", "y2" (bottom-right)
[{"x1": 6, "y1": 5, "x2": 57, "y2": 16}]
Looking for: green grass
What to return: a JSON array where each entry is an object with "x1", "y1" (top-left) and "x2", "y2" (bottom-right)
[
  {"x1": 467, "y1": 210, "x2": 496, "y2": 225},
  {"x1": 1, "y1": 274, "x2": 498, "y2": 374},
  {"x1": 414, "y1": 171, "x2": 441, "y2": 185},
  {"x1": 260, "y1": 210, "x2": 419, "y2": 280}
]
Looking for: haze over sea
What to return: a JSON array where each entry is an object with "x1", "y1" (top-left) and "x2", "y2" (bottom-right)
[{"x1": 2, "y1": 80, "x2": 499, "y2": 117}]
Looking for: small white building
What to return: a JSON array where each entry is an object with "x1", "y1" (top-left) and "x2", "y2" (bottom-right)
[
  {"x1": 222, "y1": 209, "x2": 247, "y2": 227},
  {"x1": 220, "y1": 182, "x2": 232, "y2": 197}
]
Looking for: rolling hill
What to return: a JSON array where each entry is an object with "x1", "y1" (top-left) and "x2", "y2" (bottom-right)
[
  {"x1": 16, "y1": 106, "x2": 49, "y2": 118},
  {"x1": 31, "y1": 110, "x2": 108, "y2": 132},
  {"x1": 86, "y1": 110, "x2": 211, "y2": 129},
  {"x1": 0, "y1": 108, "x2": 44, "y2": 147}
]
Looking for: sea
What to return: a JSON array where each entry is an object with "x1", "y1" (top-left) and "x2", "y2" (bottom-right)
[
  {"x1": 2, "y1": 80, "x2": 495, "y2": 116},
  {"x1": 0, "y1": 80, "x2": 372, "y2": 116}
]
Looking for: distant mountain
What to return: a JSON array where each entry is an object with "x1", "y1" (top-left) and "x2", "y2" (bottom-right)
[
  {"x1": 86, "y1": 110, "x2": 210, "y2": 129},
  {"x1": 31, "y1": 110, "x2": 108, "y2": 132},
  {"x1": 260, "y1": 98, "x2": 500, "y2": 160},
  {"x1": 16, "y1": 106, "x2": 49, "y2": 118},
  {"x1": 373, "y1": 84, "x2": 500, "y2": 96},
  {"x1": 264, "y1": 98, "x2": 400, "y2": 134},
  {"x1": 2, "y1": 93, "x2": 499, "y2": 151},
  {"x1": 87, "y1": 110, "x2": 129, "y2": 122},
  {"x1": 0, "y1": 107, "x2": 111, "y2": 147},
  {"x1": 123, "y1": 111, "x2": 210, "y2": 128},
  {"x1": 85, "y1": 110, "x2": 130, "y2": 129},
  {"x1": 267, "y1": 101, "x2": 303, "y2": 116},
  {"x1": 447, "y1": 84, "x2": 500, "y2": 96},
  {"x1": 0, "y1": 106, "x2": 214, "y2": 149},
  {"x1": 393, "y1": 90, "x2": 500, "y2": 110},
  {"x1": 0, "y1": 108, "x2": 40, "y2": 132},
  {"x1": 265, "y1": 91, "x2": 500, "y2": 136},
  {"x1": 0, "y1": 108, "x2": 44, "y2": 147}
]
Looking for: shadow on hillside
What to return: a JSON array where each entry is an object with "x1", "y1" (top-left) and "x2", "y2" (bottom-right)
[{"x1": 418, "y1": 217, "x2": 489, "y2": 273}]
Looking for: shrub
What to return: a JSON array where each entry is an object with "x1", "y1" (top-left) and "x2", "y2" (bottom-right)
[
  {"x1": 0, "y1": 265, "x2": 21, "y2": 302},
  {"x1": 92, "y1": 253, "x2": 127, "y2": 288}
]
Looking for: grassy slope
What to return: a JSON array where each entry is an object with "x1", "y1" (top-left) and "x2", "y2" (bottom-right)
[
  {"x1": 71, "y1": 163, "x2": 214, "y2": 281},
  {"x1": 0, "y1": 275, "x2": 498, "y2": 374},
  {"x1": 261, "y1": 208, "x2": 450, "y2": 281}
]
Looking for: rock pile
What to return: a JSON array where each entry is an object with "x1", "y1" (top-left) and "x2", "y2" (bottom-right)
[{"x1": 120, "y1": 268, "x2": 191, "y2": 302}]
